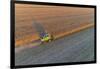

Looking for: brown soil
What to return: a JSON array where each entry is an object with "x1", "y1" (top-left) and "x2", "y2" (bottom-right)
[{"x1": 15, "y1": 4, "x2": 94, "y2": 47}]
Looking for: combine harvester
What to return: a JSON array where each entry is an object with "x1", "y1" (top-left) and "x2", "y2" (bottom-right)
[{"x1": 33, "y1": 20, "x2": 53, "y2": 43}]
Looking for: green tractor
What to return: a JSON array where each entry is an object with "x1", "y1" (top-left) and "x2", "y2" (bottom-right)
[{"x1": 40, "y1": 31, "x2": 53, "y2": 43}]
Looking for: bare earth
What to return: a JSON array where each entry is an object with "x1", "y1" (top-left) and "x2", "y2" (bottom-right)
[{"x1": 15, "y1": 4, "x2": 94, "y2": 47}]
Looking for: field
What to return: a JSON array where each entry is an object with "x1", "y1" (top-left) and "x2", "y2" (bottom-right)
[{"x1": 15, "y1": 4, "x2": 94, "y2": 47}]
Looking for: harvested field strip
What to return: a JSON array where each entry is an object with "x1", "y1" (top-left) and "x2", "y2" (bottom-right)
[
  {"x1": 15, "y1": 23, "x2": 94, "y2": 47},
  {"x1": 54, "y1": 23, "x2": 94, "y2": 39},
  {"x1": 15, "y1": 34, "x2": 39, "y2": 46}
]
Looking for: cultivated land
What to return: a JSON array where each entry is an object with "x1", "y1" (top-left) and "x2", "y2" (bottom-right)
[
  {"x1": 15, "y1": 4, "x2": 94, "y2": 47},
  {"x1": 15, "y1": 27, "x2": 94, "y2": 65}
]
